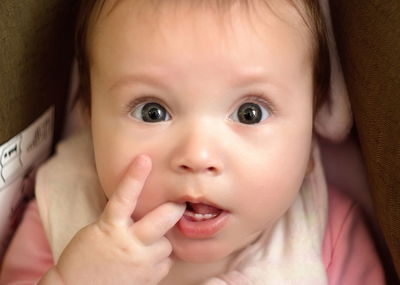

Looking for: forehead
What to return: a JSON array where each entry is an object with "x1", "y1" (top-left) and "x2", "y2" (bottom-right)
[
  {"x1": 90, "y1": 0, "x2": 311, "y2": 44},
  {"x1": 88, "y1": 0, "x2": 313, "y2": 84}
]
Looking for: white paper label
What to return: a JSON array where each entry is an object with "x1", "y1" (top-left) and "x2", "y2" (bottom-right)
[
  {"x1": 0, "y1": 107, "x2": 54, "y2": 189},
  {"x1": 0, "y1": 106, "x2": 54, "y2": 250}
]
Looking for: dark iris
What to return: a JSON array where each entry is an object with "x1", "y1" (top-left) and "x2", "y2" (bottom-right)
[
  {"x1": 237, "y1": 103, "x2": 262, "y2": 124},
  {"x1": 141, "y1": 103, "x2": 167, "y2": 122}
]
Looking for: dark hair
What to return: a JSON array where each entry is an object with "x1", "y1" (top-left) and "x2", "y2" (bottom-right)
[{"x1": 75, "y1": 0, "x2": 330, "y2": 114}]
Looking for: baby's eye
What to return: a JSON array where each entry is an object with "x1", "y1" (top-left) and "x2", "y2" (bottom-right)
[
  {"x1": 130, "y1": 102, "x2": 171, "y2": 123},
  {"x1": 230, "y1": 102, "x2": 270, "y2": 124}
]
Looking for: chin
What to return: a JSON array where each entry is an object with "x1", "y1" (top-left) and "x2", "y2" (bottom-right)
[
  {"x1": 173, "y1": 244, "x2": 232, "y2": 263},
  {"x1": 169, "y1": 232, "x2": 235, "y2": 263}
]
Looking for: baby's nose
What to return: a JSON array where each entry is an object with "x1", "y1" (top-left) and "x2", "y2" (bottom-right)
[
  {"x1": 169, "y1": 129, "x2": 224, "y2": 176},
  {"x1": 174, "y1": 152, "x2": 221, "y2": 175}
]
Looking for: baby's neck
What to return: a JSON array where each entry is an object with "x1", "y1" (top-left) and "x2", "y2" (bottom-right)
[{"x1": 159, "y1": 254, "x2": 234, "y2": 285}]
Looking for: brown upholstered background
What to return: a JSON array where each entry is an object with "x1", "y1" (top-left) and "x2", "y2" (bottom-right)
[
  {"x1": 329, "y1": 0, "x2": 400, "y2": 281},
  {"x1": 0, "y1": 0, "x2": 78, "y2": 145}
]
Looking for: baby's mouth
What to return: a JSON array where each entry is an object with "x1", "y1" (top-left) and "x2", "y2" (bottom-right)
[
  {"x1": 184, "y1": 202, "x2": 223, "y2": 222},
  {"x1": 177, "y1": 201, "x2": 229, "y2": 238}
]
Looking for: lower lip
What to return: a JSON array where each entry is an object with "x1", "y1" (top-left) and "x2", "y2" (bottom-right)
[{"x1": 177, "y1": 210, "x2": 229, "y2": 239}]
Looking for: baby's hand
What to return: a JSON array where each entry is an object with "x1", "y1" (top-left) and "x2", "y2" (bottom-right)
[{"x1": 39, "y1": 155, "x2": 185, "y2": 285}]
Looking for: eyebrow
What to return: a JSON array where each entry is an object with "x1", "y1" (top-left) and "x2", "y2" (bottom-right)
[
  {"x1": 109, "y1": 68, "x2": 283, "y2": 93},
  {"x1": 231, "y1": 70, "x2": 278, "y2": 88},
  {"x1": 229, "y1": 68, "x2": 286, "y2": 94},
  {"x1": 109, "y1": 71, "x2": 172, "y2": 92}
]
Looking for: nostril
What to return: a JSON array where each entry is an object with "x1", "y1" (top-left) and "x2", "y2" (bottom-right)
[
  {"x1": 207, "y1": 166, "x2": 217, "y2": 173},
  {"x1": 178, "y1": 165, "x2": 218, "y2": 174},
  {"x1": 180, "y1": 165, "x2": 191, "y2": 171}
]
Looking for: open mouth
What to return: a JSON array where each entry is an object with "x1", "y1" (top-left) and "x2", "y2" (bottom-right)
[
  {"x1": 184, "y1": 202, "x2": 223, "y2": 221},
  {"x1": 177, "y1": 202, "x2": 229, "y2": 238}
]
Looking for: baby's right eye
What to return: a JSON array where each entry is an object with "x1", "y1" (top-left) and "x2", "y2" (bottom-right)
[{"x1": 129, "y1": 102, "x2": 171, "y2": 123}]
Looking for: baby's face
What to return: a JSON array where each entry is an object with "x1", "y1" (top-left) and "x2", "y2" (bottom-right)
[{"x1": 89, "y1": 1, "x2": 314, "y2": 263}]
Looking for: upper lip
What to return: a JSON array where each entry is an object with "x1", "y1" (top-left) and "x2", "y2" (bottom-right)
[{"x1": 174, "y1": 195, "x2": 226, "y2": 211}]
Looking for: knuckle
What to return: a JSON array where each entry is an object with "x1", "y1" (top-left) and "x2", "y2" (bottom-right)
[
  {"x1": 116, "y1": 243, "x2": 133, "y2": 255},
  {"x1": 96, "y1": 219, "x2": 115, "y2": 236},
  {"x1": 113, "y1": 191, "x2": 132, "y2": 208},
  {"x1": 160, "y1": 237, "x2": 173, "y2": 255}
]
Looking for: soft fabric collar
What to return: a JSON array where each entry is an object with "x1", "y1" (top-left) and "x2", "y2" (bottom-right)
[{"x1": 35, "y1": 128, "x2": 328, "y2": 284}]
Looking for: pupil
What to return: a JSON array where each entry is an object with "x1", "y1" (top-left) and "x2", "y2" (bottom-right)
[
  {"x1": 149, "y1": 108, "x2": 161, "y2": 120},
  {"x1": 238, "y1": 103, "x2": 262, "y2": 124},
  {"x1": 142, "y1": 103, "x2": 166, "y2": 122}
]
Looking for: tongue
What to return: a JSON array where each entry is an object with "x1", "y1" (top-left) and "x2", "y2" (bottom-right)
[{"x1": 189, "y1": 203, "x2": 221, "y2": 214}]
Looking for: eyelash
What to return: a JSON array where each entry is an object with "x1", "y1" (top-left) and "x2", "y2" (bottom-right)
[
  {"x1": 238, "y1": 93, "x2": 276, "y2": 115},
  {"x1": 124, "y1": 93, "x2": 276, "y2": 120},
  {"x1": 124, "y1": 95, "x2": 170, "y2": 115}
]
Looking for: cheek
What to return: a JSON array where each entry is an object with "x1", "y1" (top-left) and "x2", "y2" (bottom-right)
[
  {"x1": 90, "y1": 101, "x2": 173, "y2": 217},
  {"x1": 233, "y1": 128, "x2": 312, "y2": 224},
  {"x1": 93, "y1": 135, "x2": 136, "y2": 198},
  {"x1": 92, "y1": 128, "x2": 166, "y2": 199}
]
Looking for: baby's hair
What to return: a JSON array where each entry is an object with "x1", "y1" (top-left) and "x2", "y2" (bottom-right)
[{"x1": 75, "y1": 0, "x2": 330, "y2": 115}]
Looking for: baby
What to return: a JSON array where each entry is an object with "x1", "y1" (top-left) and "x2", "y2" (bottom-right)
[{"x1": 0, "y1": 0, "x2": 384, "y2": 284}]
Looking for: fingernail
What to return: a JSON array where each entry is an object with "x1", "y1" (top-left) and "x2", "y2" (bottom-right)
[
  {"x1": 169, "y1": 203, "x2": 186, "y2": 215},
  {"x1": 177, "y1": 203, "x2": 187, "y2": 214}
]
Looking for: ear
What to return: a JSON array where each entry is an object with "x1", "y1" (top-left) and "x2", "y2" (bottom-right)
[
  {"x1": 314, "y1": 60, "x2": 353, "y2": 142},
  {"x1": 315, "y1": 0, "x2": 353, "y2": 142}
]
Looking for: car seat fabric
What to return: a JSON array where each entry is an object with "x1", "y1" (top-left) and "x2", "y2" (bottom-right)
[{"x1": 329, "y1": 0, "x2": 400, "y2": 281}]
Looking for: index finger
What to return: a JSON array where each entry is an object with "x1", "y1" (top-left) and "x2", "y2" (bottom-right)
[
  {"x1": 100, "y1": 155, "x2": 152, "y2": 228},
  {"x1": 133, "y1": 202, "x2": 186, "y2": 244}
]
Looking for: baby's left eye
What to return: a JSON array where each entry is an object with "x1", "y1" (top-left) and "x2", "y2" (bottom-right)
[{"x1": 230, "y1": 102, "x2": 270, "y2": 124}]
